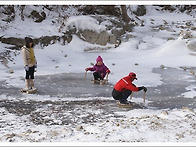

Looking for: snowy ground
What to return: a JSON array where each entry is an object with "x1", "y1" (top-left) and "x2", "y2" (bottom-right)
[
  {"x1": 1, "y1": 5, "x2": 196, "y2": 145},
  {"x1": 1, "y1": 68, "x2": 196, "y2": 144}
]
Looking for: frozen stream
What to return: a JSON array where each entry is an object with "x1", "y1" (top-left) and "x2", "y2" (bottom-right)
[{"x1": 0, "y1": 67, "x2": 196, "y2": 110}]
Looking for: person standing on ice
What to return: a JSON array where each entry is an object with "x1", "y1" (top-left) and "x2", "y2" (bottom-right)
[
  {"x1": 85, "y1": 56, "x2": 110, "y2": 81},
  {"x1": 112, "y1": 72, "x2": 147, "y2": 105},
  {"x1": 21, "y1": 37, "x2": 37, "y2": 91}
]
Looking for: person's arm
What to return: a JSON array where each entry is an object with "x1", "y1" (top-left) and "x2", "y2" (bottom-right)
[
  {"x1": 21, "y1": 47, "x2": 28, "y2": 67},
  {"x1": 104, "y1": 65, "x2": 110, "y2": 74},
  {"x1": 85, "y1": 67, "x2": 94, "y2": 71},
  {"x1": 127, "y1": 83, "x2": 140, "y2": 92},
  {"x1": 127, "y1": 84, "x2": 147, "y2": 92}
]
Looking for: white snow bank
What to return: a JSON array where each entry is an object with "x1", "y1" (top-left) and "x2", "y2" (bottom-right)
[
  {"x1": 155, "y1": 36, "x2": 190, "y2": 57},
  {"x1": 65, "y1": 16, "x2": 106, "y2": 33},
  {"x1": 183, "y1": 85, "x2": 196, "y2": 98}
]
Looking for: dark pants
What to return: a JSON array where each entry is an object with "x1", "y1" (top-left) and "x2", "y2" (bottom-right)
[
  {"x1": 25, "y1": 66, "x2": 35, "y2": 79},
  {"x1": 112, "y1": 88, "x2": 132, "y2": 103},
  {"x1": 93, "y1": 72, "x2": 103, "y2": 80}
]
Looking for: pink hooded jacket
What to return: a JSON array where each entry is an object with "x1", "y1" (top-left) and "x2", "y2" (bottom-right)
[{"x1": 88, "y1": 56, "x2": 110, "y2": 79}]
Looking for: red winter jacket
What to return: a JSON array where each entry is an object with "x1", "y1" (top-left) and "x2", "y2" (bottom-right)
[{"x1": 114, "y1": 75, "x2": 139, "y2": 92}]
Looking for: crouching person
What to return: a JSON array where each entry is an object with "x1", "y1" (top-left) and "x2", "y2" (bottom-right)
[
  {"x1": 21, "y1": 37, "x2": 37, "y2": 92},
  {"x1": 112, "y1": 72, "x2": 147, "y2": 105},
  {"x1": 85, "y1": 55, "x2": 110, "y2": 82}
]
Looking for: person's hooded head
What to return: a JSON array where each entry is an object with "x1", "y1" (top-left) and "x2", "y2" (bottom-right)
[
  {"x1": 129, "y1": 72, "x2": 137, "y2": 81},
  {"x1": 96, "y1": 56, "x2": 103, "y2": 65},
  {"x1": 25, "y1": 37, "x2": 34, "y2": 48}
]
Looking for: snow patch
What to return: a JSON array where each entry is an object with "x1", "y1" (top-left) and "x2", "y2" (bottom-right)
[{"x1": 65, "y1": 16, "x2": 106, "y2": 33}]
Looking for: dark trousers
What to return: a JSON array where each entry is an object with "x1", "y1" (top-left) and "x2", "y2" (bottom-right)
[
  {"x1": 112, "y1": 88, "x2": 132, "y2": 103},
  {"x1": 25, "y1": 66, "x2": 35, "y2": 79},
  {"x1": 93, "y1": 72, "x2": 103, "y2": 80}
]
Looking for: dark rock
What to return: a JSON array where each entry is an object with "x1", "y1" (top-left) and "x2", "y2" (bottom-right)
[
  {"x1": 30, "y1": 10, "x2": 46, "y2": 23},
  {"x1": 133, "y1": 5, "x2": 146, "y2": 16}
]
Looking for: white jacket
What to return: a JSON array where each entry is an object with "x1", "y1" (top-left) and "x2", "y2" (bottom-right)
[{"x1": 21, "y1": 46, "x2": 37, "y2": 67}]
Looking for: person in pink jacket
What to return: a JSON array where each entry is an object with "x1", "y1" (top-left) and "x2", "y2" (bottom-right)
[{"x1": 85, "y1": 56, "x2": 110, "y2": 81}]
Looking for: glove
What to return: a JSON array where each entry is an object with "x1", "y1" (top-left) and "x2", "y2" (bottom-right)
[
  {"x1": 34, "y1": 64, "x2": 37, "y2": 68},
  {"x1": 143, "y1": 86, "x2": 147, "y2": 92},
  {"x1": 25, "y1": 65, "x2": 29, "y2": 71},
  {"x1": 106, "y1": 69, "x2": 110, "y2": 74},
  {"x1": 85, "y1": 68, "x2": 92, "y2": 71}
]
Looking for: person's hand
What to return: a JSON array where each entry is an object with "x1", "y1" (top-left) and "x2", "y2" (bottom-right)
[
  {"x1": 106, "y1": 69, "x2": 110, "y2": 74},
  {"x1": 85, "y1": 68, "x2": 89, "y2": 71},
  {"x1": 25, "y1": 65, "x2": 29, "y2": 71},
  {"x1": 34, "y1": 64, "x2": 37, "y2": 68},
  {"x1": 143, "y1": 86, "x2": 147, "y2": 92}
]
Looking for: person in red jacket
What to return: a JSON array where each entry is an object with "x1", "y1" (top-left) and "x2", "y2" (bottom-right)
[{"x1": 112, "y1": 72, "x2": 147, "y2": 105}]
